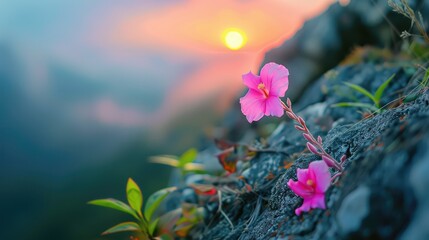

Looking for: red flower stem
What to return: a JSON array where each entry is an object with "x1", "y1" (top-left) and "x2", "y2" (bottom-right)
[
  {"x1": 281, "y1": 99, "x2": 343, "y2": 172},
  {"x1": 331, "y1": 172, "x2": 343, "y2": 182}
]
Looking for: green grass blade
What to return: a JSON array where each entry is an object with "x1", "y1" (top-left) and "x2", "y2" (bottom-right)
[
  {"x1": 331, "y1": 102, "x2": 379, "y2": 112},
  {"x1": 101, "y1": 222, "x2": 141, "y2": 235},
  {"x1": 88, "y1": 198, "x2": 140, "y2": 221},
  {"x1": 422, "y1": 68, "x2": 429, "y2": 87},
  {"x1": 126, "y1": 178, "x2": 143, "y2": 218},
  {"x1": 144, "y1": 187, "x2": 176, "y2": 222},
  {"x1": 403, "y1": 93, "x2": 420, "y2": 103},
  {"x1": 374, "y1": 73, "x2": 395, "y2": 106},
  {"x1": 344, "y1": 82, "x2": 377, "y2": 105}
]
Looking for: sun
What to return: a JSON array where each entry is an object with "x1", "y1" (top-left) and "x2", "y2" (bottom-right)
[{"x1": 223, "y1": 29, "x2": 247, "y2": 50}]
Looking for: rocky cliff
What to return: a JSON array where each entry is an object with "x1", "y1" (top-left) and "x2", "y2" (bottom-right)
[
  {"x1": 166, "y1": 0, "x2": 429, "y2": 239},
  {"x1": 197, "y1": 57, "x2": 429, "y2": 240}
]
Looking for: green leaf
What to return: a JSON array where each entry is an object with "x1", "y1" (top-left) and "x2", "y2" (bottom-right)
[
  {"x1": 374, "y1": 73, "x2": 395, "y2": 106},
  {"x1": 88, "y1": 198, "x2": 140, "y2": 221},
  {"x1": 403, "y1": 93, "x2": 419, "y2": 103},
  {"x1": 148, "y1": 217, "x2": 160, "y2": 235},
  {"x1": 127, "y1": 178, "x2": 143, "y2": 218},
  {"x1": 144, "y1": 187, "x2": 176, "y2": 222},
  {"x1": 344, "y1": 82, "x2": 377, "y2": 105},
  {"x1": 159, "y1": 234, "x2": 174, "y2": 240},
  {"x1": 101, "y1": 222, "x2": 141, "y2": 235},
  {"x1": 178, "y1": 148, "x2": 198, "y2": 167},
  {"x1": 183, "y1": 163, "x2": 205, "y2": 172},
  {"x1": 331, "y1": 102, "x2": 379, "y2": 112},
  {"x1": 149, "y1": 156, "x2": 180, "y2": 168}
]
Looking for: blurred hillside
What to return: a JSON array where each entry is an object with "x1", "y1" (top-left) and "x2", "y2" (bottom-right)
[{"x1": 0, "y1": 41, "x2": 224, "y2": 240}]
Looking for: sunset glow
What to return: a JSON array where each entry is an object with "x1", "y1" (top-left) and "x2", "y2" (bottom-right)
[
  {"x1": 111, "y1": 0, "x2": 333, "y2": 53},
  {"x1": 223, "y1": 29, "x2": 246, "y2": 50},
  {"x1": 100, "y1": 0, "x2": 334, "y2": 128}
]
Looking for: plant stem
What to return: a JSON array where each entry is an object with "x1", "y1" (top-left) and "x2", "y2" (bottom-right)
[
  {"x1": 400, "y1": 0, "x2": 429, "y2": 44},
  {"x1": 139, "y1": 217, "x2": 151, "y2": 240},
  {"x1": 217, "y1": 191, "x2": 234, "y2": 229},
  {"x1": 331, "y1": 172, "x2": 343, "y2": 182},
  {"x1": 281, "y1": 99, "x2": 343, "y2": 172}
]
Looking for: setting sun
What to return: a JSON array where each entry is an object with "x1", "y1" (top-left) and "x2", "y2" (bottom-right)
[{"x1": 223, "y1": 29, "x2": 247, "y2": 50}]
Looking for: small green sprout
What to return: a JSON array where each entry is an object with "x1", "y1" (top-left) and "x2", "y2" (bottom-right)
[
  {"x1": 89, "y1": 178, "x2": 176, "y2": 239},
  {"x1": 332, "y1": 73, "x2": 396, "y2": 112},
  {"x1": 150, "y1": 148, "x2": 205, "y2": 176}
]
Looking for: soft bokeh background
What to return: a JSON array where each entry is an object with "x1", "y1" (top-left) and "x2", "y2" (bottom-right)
[{"x1": 0, "y1": 0, "x2": 334, "y2": 239}]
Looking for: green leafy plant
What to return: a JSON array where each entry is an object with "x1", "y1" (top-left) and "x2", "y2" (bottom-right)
[
  {"x1": 89, "y1": 178, "x2": 176, "y2": 239},
  {"x1": 150, "y1": 148, "x2": 205, "y2": 175},
  {"x1": 332, "y1": 74, "x2": 396, "y2": 112},
  {"x1": 149, "y1": 202, "x2": 206, "y2": 239}
]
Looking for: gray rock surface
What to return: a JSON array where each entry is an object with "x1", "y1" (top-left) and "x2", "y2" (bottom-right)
[
  {"x1": 400, "y1": 137, "x2": 429, "y2": 240},
  {"x1": 337, "y1": 186, "x2": 371, "y2": 235}
]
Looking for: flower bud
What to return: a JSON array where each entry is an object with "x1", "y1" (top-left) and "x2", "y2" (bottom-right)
[
  {"x1": 295, "y1": 125, "x2": 305, "y2": 131},
  {"x1": 322, "y1": 155, "x2": 337, "y2": 168},
  {"x1": 303, "y1": 133, "x2": 313, "y2": 142},
  {"x1": 307, "y1": 142, "x2": 320, "y2": 155},
  {"x1": 286, "y1": 112, "x2": 295, "y2": 119},
  {"x1": 340, "y1": 154, "x2": 347, "y2": 163}
]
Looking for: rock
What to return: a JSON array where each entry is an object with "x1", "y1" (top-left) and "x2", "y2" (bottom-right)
[
  {"x1": 399, "y1": 136, "x2": 429, "y2": 240},
  {"x1": 337, "y1": 186, "x2": 371, "y2": 235},
  {"x1": 182, "y1": 188, "x2": 198, "y2": 204}
]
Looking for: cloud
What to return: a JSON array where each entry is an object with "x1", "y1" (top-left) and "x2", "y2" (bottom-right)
[{"x1": 82, "y1": 98, "x2": 151, "y2": 127}]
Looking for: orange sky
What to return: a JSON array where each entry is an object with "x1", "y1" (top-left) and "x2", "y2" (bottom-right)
[
  {"x1": 113, "y1": 0, "x2": 334, "y2": 53},
  {"x1": 89, "y1": 0, "x2": 335, "y2": 127}
]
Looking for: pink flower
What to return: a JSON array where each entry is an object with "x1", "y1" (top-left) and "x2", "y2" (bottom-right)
[
  {"x1": 239, "y1": 62, "x2": 289, "y2": 123},
  {"x1": 287, "y1": 160, "x2": 331, "y2": 216}
]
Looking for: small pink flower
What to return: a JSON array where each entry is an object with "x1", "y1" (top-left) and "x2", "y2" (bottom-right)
[
  {"x1": 287, "y1": 160, "x2": 331, "y2": 216},
  {"x1": 239, "y1": 62, "x2": 289, "y2": 123}
]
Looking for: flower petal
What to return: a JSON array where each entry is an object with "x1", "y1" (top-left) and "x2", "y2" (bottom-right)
[
  {"x1": 295, "y1": 198, "x2": 312, "y2": 216},
  {"x1": 287, "y1": 179, "x2": 313, "y2": 198},
  {"x1": 296, "y1": 168, "x2": 309, "y2": 183},
  {"x1": 239, "y1": 89, "x2": 265, "y2": 123},
  {"x1": 242, "y1": 71, "x2": 261, "y2": 90},
  {"x1": 260, "y1": 63, "x2": 276, "y2": 90},
  {"x1": 271, "y1": 67, "x2": 289, "y2": 97},
  {"x1": 264, "y1": 96, "x2": 284, "y2": 117},
  {"x1": 260, "y1": 62, "x2": 289, "y2": 97},
  {"x1": 310, "y1": 193, "x2": 326, "y2": 209},
  {"x1": 308, "y1": 160, "x2": 331, "y2": 193}
]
